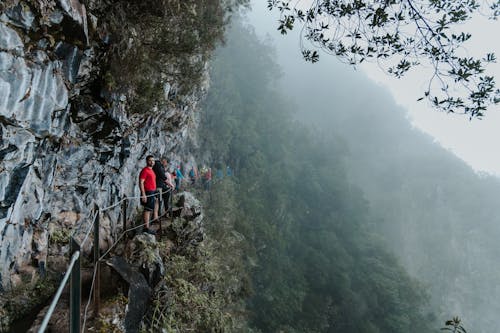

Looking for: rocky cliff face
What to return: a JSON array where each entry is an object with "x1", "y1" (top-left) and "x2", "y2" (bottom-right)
[{"x1": 0, "y1": 0, "x2": 207, "y2": 292}]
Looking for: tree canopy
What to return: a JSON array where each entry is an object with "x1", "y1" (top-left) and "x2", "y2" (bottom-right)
[{"x1": 267, "y1": 0, "x2": 500, "y2": 118}]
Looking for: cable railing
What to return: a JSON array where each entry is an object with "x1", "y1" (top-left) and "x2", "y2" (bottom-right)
[{"x1": 38, "y1": 188, "x2": 174, "y2": 333}]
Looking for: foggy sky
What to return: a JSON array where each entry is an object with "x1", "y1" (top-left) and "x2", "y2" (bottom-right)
[{"x1": 246, "y1": 1, "x2": 500, "y2": 176}]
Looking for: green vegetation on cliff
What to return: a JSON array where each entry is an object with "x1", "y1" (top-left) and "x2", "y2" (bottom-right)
[{"x1": 96, "y1": 0, "x2": 249, "y2": 111}]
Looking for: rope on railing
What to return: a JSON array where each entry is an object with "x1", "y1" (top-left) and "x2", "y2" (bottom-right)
[
  {"x1": 82, "y1": 259, "x2": 98, "y2": 333},
  {"x1": 99, "y1": 188, "x2": 172, "y2": 212},
  {"x1": 79, "y1": 210, "x2": 98, "y2": 248}
]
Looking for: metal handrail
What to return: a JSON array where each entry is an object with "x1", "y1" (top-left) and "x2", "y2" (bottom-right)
[{"x1": 38, "y1": 250, "x2": 80, "y2": 333}]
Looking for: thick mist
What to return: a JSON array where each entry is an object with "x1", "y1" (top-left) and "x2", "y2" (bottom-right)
[
  {"x1": 201, "y1": 18, "x2": 439, "y2": 332},
  {"x1": 245, "y1": 3, "x2": 500, "y2": 332}
]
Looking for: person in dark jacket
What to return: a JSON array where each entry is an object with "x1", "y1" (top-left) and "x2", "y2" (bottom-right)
[
  {"x1": 153, "y1": 157, "x2": 175, "y2": 213},
  {"x1": 189, "y1": 166, "x2": 197, "y2": 185}
]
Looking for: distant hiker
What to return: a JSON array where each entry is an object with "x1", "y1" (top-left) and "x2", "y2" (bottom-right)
[
  {"x1": 165, "y1": 168, "x2": 175, "y2": 205},
  {"x1": 205, "y1": 167, "x2": 212, "y2": 191},
  {"x1": 194, "y1": 165, "x2": 199, "y2": 182},
  {"x1": 189, "y1": 166, "x2": 196, "y2": 185},
  {"x1": 175, "y1": 165, "x2": 184, "y2": 191},
  {"x1": 170, "y1": 169, "x2": 177, "y2": 190},
  {"x1": 139, "y1": 155, "x2": 158, "y2": 234},
  {"x1": 216, "y1": 168, "x2": 223, "y2": 180},
  {"x1": 226, "y1": 165, "x2": 232, "y2": 177},
  {"x1": 153, "y1": 157, "x2": 175, "y2": 214},
  {"x1": 200, "y1": 165, "x2": 207, "y2": 185}
]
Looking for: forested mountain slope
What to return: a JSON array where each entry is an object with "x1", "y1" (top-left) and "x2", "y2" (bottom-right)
[
  {"x1": 198, "y1": 21, "x2": 437, "y2": 333},
  {"x1": 281, "y1": 33, "x2": 500, "y2": 333}
]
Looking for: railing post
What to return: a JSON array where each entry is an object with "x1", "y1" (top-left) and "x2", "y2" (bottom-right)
[
  {"x1": 158, "y1": 188, "x2": 163, "y2": 237},
  {"x1": 170, "y1": 188, "x2": 174, "y2": 224},
  {"x1": 122, "y1": 195, "x2": 127, "y2": 238},
  {"x1": 70, "y1": 238, "x2": 81, "y2": 333},
  {"x1": 93, "y1": 206, "x2": 100, "y2": 318},
  {"x1": 158, "y1": 188, "x2": 163, "y2": 217}
]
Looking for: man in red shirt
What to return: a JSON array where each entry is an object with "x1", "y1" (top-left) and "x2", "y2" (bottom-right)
[{"x1": 139, "y1": 155, "x2": 158, "y2": 234}]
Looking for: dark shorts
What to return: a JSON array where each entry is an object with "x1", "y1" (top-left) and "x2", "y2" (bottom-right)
[{"x1": 141, "y1": 190, "x2": 157, "y2": 211}]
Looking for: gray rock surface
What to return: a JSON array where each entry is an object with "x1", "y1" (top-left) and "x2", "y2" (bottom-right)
[
  {"x1": 0, "y1": 0, "x2": 205, "y2": 291},
  {"x1": 169, "y1": 192, "x2": 205, "y2": 253},
  {"x1": 57, "y1": 0, "x2": 89, "y2": 43}
]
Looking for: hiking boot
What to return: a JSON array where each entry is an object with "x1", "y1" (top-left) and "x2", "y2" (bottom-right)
[{"x1": 143, "y1": 228, "x2": 157, "y2": 235}]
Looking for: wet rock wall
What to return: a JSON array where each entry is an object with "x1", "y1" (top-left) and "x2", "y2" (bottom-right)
[{"x1": 0, "y1": 0, "x2": 204, "y2": 291}]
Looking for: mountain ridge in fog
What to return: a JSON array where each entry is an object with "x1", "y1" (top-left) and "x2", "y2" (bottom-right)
[{"x1": 254, "y1": 14, "x2": 500, "y2": 332}]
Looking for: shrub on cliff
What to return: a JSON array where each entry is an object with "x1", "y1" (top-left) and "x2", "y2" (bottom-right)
[{"x1": 98, "y1": 0, "x2": 248, "y2": 113}]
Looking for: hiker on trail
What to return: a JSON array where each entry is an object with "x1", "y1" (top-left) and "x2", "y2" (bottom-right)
[
  {"x1": 165, "y1": 168, "x2": 175, "y2": 203},
  {"x1": 216, "y1": 168, "x2": 223, "y2": 180},
  {"x1": 205, "y1": 167, "x2": 212, "y2": 191},
  {"x1": 226, "y1": 165, "x2": 232, "y2": 177},
  {"x1": 175, "y1": 165, "x2": 184, "y2": 191},
  {"x1": 189, "y1": 166, "x2": 196, "y2": 185},
  {"x1": 153, "y1": 157, "x2": 175, "y2": 214},
  {"x1": 170, "y1": 168, "x2": 177, "y2": 191},
  {"x1": 200, "y1": 165, "x2": 207, "y2": 185},
  {"x1": 139, "y1": 155, "x2": 158, "y2": 235},
  {"x1": 194, "y1": 165, "x2": 200, "y2": 183}
]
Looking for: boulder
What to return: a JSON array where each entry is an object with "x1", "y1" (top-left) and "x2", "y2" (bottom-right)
[
  {"x1": 106, "y1": 256, "x2": 151, "y2": 333},
  {"x1": 125, "y1": 234, "x2": 164, "y2": 288}
]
